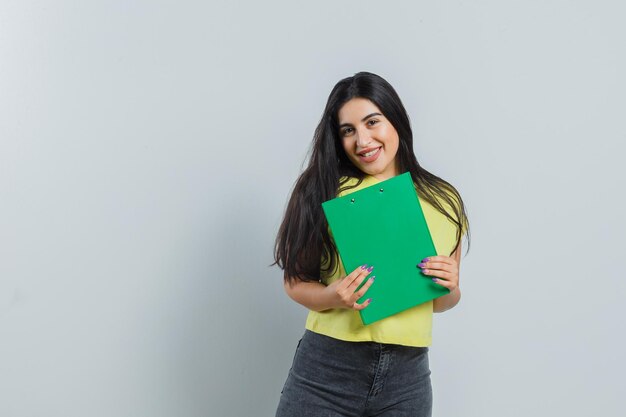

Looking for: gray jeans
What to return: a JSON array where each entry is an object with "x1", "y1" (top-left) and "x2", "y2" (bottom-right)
[{"x1": 275, "y1": 329, "x2": 432, "y2": 417}]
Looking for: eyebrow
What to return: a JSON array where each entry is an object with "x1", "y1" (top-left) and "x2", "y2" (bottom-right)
[{"x1": 338, "y1": 112, "x2": 383, "y2": 129}]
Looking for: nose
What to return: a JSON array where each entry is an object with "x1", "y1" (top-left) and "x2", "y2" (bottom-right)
[{"x1": 355, "y1": 128, "x2": 373, "y2": 149}]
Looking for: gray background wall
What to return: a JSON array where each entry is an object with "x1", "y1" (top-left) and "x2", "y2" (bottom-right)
[{"x1": 1, "y1": 1, "x2": 624, "y2": 416}]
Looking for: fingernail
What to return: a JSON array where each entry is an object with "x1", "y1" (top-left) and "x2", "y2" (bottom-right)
[
  {"x1": 367, "y1": 266, "x2": 374, "y2": 272},
  {"x1": 418, "y1": 262, "x2": 425, "y2": 267},
  {"x1": 361, "y1": 264, "x2": 368, "y2": 270},
  {"x1": 422, "y1": 258, "x2": 430, "y2": 262},
  {"x1": 370, "y1": 276, "x2": 376, "y2": 281},
  {"x1": 432, "y1": 278, "x2": 437, "y2": 282},
  {"x1": 367, "y1": 298, "x2": 372, "y2": 303},
  {"x1": 421, "y1": 268, "x2": 428, "y2": 273}
]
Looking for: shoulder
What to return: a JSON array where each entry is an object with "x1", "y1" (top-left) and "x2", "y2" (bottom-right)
[
  {"x1": 420, "y1": 181, "x2": 462, "y2": 211},
  {"x1": 417, "y1": 182, "x2": 468, "y2": 235}
]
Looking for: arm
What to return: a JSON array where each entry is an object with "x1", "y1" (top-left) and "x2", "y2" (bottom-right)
[
  {"x1": 432, "y1": 240, "x2": 462, "y2": 313},
  {"x1": 433, "y1": 286, "x2": 461, "y2": 313},
  {"x1": 283, "y1": 265, "x2": 376, "y2": 312},
  {"x1": 283, "y1": 279, "x2": 337, "y2": 312}
]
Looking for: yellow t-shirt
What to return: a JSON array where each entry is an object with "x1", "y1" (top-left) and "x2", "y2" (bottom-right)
[{"x1": 305, "y1": 174, "x2": 463, "y2": 347}]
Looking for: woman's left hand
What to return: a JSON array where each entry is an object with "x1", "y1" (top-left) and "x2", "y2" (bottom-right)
[{"x1": 418, "y1": 255, "x2": 459, "y2": 292}]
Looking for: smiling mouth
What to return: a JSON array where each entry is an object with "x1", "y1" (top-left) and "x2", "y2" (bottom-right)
[
  {"x1": 361, "y1": 148, "x2": 380, "y2": 157},
  {"x1": 357, "y1": 146, "x2": 382, "y2": 162}
]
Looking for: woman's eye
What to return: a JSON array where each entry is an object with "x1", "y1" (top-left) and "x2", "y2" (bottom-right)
[{"x1": 341, "y1": 121, "x2": 377, "y2": 136}]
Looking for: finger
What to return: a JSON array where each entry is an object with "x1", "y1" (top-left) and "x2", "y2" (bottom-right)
[
  {"x1": 421, "y1": 256, "x2": 455, "y2": 266},
  {"x1": 340, "y1": 264, "x2": 370, "y2": 289},
  {"x1": 347, "y1": 265, "x2": 374, "y2": 292},
  {"x1": 422, "y1": 269, "x2": 454, "y2": 281},
  {"x1": 353, "y1": 275, "x2": 375, "y2": 299},
  {"x1": 352, "y1": 297, "x2": 373, "y2": 311},
  {"x1": 431, "y1": 278, "x2": 453, "y2": 291},
  {"x1": 337, "y1": 267, "x2": 372, "y2": 305},
  {"x1": 419, "y1": 258, "x2": 456, "y2": 269},
  {"x1": 419, "y1": 262, "x2": 453, "y2": 273},
  {"x1": 419, "y1": 264, "x2": 457, "y2": 277}
]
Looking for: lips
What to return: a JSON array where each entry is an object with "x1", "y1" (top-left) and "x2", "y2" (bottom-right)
[{"x1": 357, "y1": 146, "x2": 382, "y2": 163}]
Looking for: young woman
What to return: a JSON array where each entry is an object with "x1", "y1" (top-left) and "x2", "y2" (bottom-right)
[{"x1": 273, "y1": 72, "x2": 470, "y2": 417}]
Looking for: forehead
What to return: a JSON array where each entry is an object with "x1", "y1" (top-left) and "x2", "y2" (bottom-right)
[{"x1": 338, "y1": 98, "x2": 382, "y2": 123}]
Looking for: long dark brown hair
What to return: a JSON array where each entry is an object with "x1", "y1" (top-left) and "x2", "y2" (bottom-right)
[{"x1": 273, "y1": 71, "x2": 470, "y2": 285}]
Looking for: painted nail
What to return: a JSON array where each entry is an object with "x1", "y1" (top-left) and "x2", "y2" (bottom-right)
[
  {"x1": 370, "y1": 276, "x2": 376, "y2": 281},
  {"x1": 422, "y1": 258, "x2": 430, "y2": 262},
  {"x1": 361, "y1": 264, "x2": 368, "y2": 270},
  {"x1": 421, "y1": 268, "x2": 428, "y2": 273},
  {"x1": 432, "y1": 278, "x2": 437, "y2": 282},
  {"x1": 367, "y1": 265, "x2": 374, "y2": 272},
  {"x1": 418, "y1": 262, "x2": 425, "y2": 267},
  {"x1": 366, "y1": 298, "x2": 373, "y2": 303}
]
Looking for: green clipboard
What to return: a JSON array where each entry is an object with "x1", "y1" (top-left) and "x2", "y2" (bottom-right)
[{"x1": 321, "y1": 172, "x2": 450, "y2": 325}]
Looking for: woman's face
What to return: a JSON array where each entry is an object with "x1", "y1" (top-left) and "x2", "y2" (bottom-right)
[{"x1": 337, "y1": 97, "x2": 400, "y2": 181}]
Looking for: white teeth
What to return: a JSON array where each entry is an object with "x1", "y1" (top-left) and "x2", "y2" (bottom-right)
[{"x1": 362, "y1": 148, "x2": 379, "y2": 157}]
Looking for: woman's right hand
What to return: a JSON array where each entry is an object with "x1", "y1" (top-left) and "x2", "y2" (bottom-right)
[{"x1": 323, "y1": 264, "x2": 375, "y2": 310}]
